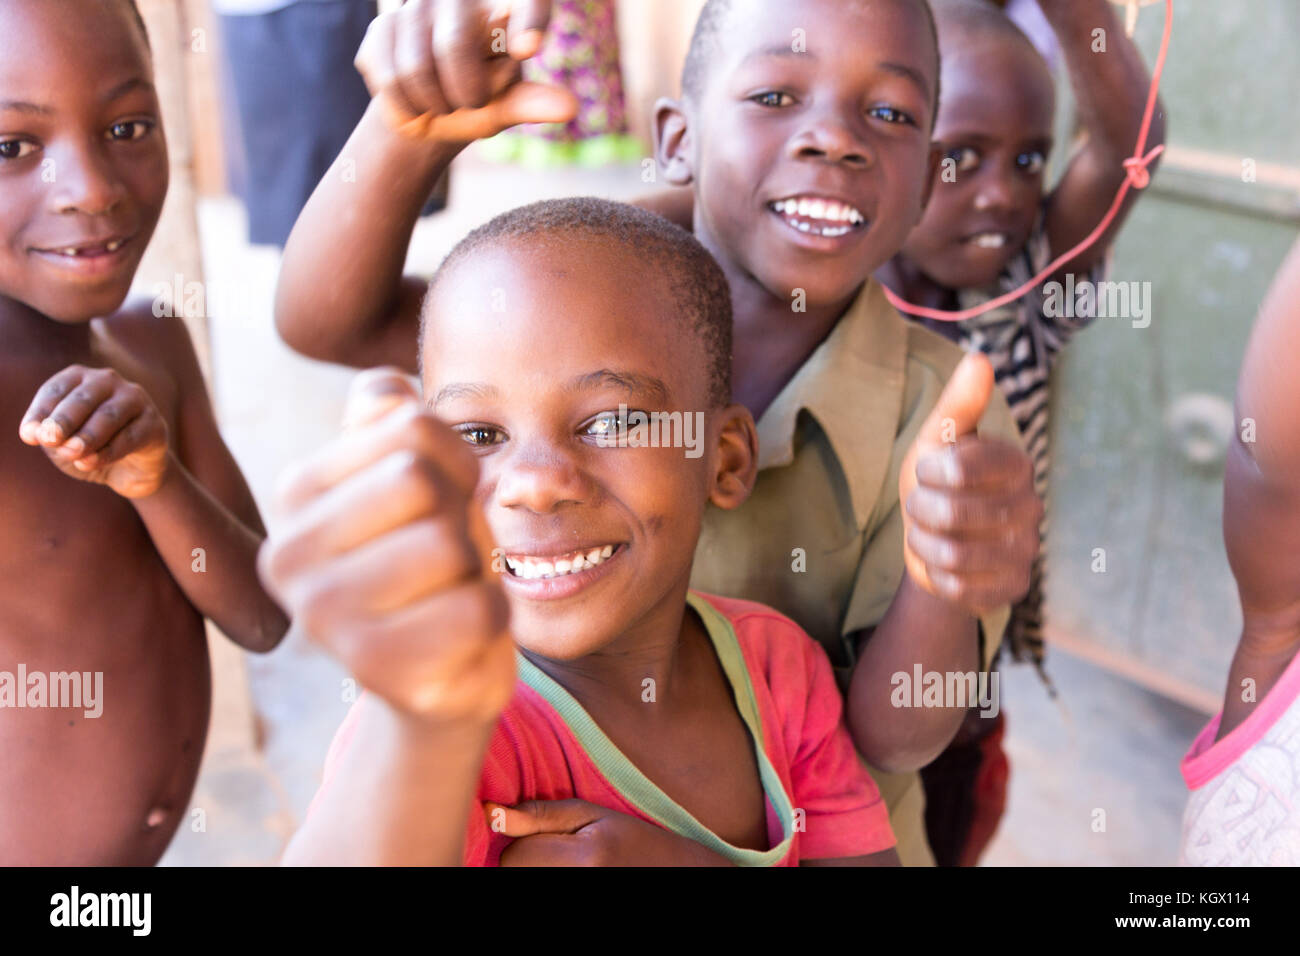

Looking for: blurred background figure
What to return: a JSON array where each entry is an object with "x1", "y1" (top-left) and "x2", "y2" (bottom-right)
[
  {"x1": 483, "y1": 0, "x2": 643, "y2": 167},
  {"x1": 212, "y1": 0, "x2": 380, "y2": 246}
]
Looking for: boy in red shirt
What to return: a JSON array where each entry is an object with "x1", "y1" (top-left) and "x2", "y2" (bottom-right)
[{"x1": 262, "y1": 198, "x2": 900, "y2": 865}]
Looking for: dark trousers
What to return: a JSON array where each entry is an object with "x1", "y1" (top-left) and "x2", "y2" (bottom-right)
[{"x1": 218, "y1": 1, "x2": 378, "y2": 246}]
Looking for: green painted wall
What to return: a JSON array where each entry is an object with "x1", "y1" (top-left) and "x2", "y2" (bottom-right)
[{"x1": 1044, "y1": 1, "x2": 1299, "y2": 701}]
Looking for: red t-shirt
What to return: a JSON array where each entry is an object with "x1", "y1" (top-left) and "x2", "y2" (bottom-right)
[{"x1": 314, "y1": 591, "x2": 895, "y2": 865}]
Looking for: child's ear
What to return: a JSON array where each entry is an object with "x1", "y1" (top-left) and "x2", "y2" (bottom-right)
[
  {"x1": 654, "y1": 97, "x2": 695, "y2": 187},
  {"x1": 709, "y1": 404, "x2": 759, "y2": 510},
  {"x1": 917, "y1": 142, "x2": 944, "y2": 221}
]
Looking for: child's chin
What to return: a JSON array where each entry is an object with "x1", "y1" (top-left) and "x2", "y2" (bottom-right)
[
  {"x1": 927, "y1": 257, "x2": 1008, "y2": 293},
  {"x1": 512, "y1": 628, "x2": 608, "y2": 664},
  {"x1": 759, "y1": 266, "x2": 867, "y2": 313},
  {"x1": 33, "y1": 288, "x2": 132, "y2": 324}
]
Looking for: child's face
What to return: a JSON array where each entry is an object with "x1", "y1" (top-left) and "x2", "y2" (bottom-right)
[
  {"x1": 899, "y1": 29, "x2": 1055, "y2": 289},
  {"x1": 669, "y1": 0, "x2": 940, "y2": 309},
  {"x1": 0, "y1": 0, "x2": 167, "y2": 323},
  {"x1": 422, "y1": 238, "x2": 751, "y2": 662}
]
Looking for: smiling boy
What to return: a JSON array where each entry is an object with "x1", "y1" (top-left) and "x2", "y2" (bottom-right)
[
  {"x1": 272, "y1": 0, "x2": 1042, "y2": 864},
  {"x1": 265, "y1": 198, "x2": 900, "y2": 866},
  {"x1": 0, "y1": 0, "x2": 286, "y2": 864},
  {"x1": 877, "y1": 0, "x2": 1164, "y2": 669}
]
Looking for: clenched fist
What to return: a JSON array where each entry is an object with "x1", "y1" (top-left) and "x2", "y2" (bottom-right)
[
  {"x1": 259, "y1": 368, "x2": 515, "y2": 726},
  {"x1": 356, "y1": 0, "x2": 577, "y2": 143},
  {"x1": 19, "y1": 365, "x2": 170, "y2": 499}
]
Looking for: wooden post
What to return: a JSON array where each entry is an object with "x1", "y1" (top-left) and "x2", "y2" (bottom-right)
[
  {"x1": 135, "y1": 0, "x2": 258, "y2": 758},
  {"x1": 134, "y1": 0, "x2": 211, "y2": 378}
]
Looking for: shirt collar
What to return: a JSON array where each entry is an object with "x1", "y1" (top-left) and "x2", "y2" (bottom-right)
[{"x1": 753, "y1": 279, "x2": 908, "y2": 532}]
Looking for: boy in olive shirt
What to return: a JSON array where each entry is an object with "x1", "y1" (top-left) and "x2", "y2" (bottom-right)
[{"x1": 273, "y1": 0, "x2": 1040, "y2": 864}]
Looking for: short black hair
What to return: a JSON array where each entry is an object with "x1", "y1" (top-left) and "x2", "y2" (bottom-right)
[
  {"x1": 426, "y1": 197, "x2": 734, "y2": 408},
  {"x1": 682, "y1": 0, "x2": 940, "y2": 119}
]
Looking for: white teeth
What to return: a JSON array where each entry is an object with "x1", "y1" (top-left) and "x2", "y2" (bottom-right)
[
  {"x1": 506, "y1": 545, "x2": 619, "y2": 580},
  {"x1": 772, "y1": 198, "x2": 866, "y2": 230},
  {"x1": 61, "y1": 248, "x2": 79, "y2": 256},
  {"x1": 106, "y1": 239, "x2": 124, "y2": 252},
  {"x1": 971, "y1": 232, "x2": 1007, "y2": 249}
]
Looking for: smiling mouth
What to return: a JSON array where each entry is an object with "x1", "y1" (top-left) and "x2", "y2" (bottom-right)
[
  {"x1": 35, "y1": 236, "x2": 133, "y2": 259},
  {"x1": 767, "y1": 196, "x2": 867, "y2": 238},
  {"x1": 964, "y1": 231, "x2": 1010, "y2": 250},
  {"x1": 503, "y1": 543, "x2": 624, "y2": 581}
]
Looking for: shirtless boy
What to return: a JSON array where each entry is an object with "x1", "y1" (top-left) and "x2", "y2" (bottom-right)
[{"x1": 0, "y1": 0, "x2": 286, "y2": 865}]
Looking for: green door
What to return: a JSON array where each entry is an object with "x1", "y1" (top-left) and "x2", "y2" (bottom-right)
[{"x1": 1045, "y1": 0, "x2": 1300, "y2": 710}]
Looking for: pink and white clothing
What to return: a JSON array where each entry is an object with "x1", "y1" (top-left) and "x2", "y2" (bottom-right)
[
  {"x1": 1180, "y1": 650, "x2": 1300, "y2": 865},
  {"x1": 313, "y1": 591, "x2": 896, "y2": 866}
]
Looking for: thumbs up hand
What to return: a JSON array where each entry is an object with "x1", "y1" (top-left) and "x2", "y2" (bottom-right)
[{"x1": 898, "y1": 353, "x2": 1043, "y2": 616}]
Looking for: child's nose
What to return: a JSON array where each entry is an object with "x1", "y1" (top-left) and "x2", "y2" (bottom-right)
[
  {"x1": 788, "y1": 114, "x2": 872, "y2": 169},
  {"x1": 493, "y1": 442, "x2": 589, "y2": 515},
  {"x1": 48, "y1": 142, "x2": 128, "y2": 216},
  {"x1": 972, "y1": 170, "x2": 1017, "y2": 213}
]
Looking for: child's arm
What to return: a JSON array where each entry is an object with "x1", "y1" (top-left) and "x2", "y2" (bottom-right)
[
  {"x1": 262, "y1": 370, "x2": 515, "y2": 865},
  {"x1": 1217, "y1": 241, "x2": 1300, "y2": 739},
  {"x1": 1037, "y1": 0, "x2": 1166, "y2": 277},
  {"x1": 17, "y1": 313, "x2": 287, "y2": 652},
  {"x1": 847, "y1": 354, "x2": 1040, "y2": 772},
  {"x1": 274, "y1": 0, "x2": 575, "y2": 370},
  {"x1": 489, "y1": 800, "x2": 735, "y2": 866}
]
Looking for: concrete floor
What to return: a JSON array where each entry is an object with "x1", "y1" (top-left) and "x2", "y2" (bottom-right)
[{"x1": 159, "y1": 147, "x2": 1212, "y2": 866}]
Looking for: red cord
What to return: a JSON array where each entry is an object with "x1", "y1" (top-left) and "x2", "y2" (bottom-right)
[{"x1": 882, "y1": 0, "x2": 1172, "y2": 322}]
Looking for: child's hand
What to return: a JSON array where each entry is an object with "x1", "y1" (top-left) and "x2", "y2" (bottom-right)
[
  {"x1": 355, "y1": 0, "x2": 577, "y2": 143},
  {"x1": 19, "y1": 365, "x2": 170, "y2": 499},
  {"x1": 259, "y1": 369, "x2": 515, "y2": 726},
  {"x1": 488, "y1": 800, "x2": 733, "y2": 866},
  {"x1": 899, "y1": 353, "x2": 1042, "y2": 616}
]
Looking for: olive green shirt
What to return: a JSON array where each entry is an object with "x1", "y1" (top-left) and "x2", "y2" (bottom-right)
[{"x1": 690, "y1": 280, "x2": 1023, "y2": 866}]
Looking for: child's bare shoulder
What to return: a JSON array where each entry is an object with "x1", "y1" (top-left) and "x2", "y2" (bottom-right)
[
  {"x1": 90, "y1": 300, "x2": 208, "y2": 418},
  {"x1": 98, "y1": 299, "x2": 202, "y2": 370}
]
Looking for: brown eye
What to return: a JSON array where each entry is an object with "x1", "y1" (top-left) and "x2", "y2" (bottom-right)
[
  {"x1": 751, "y1": 91, "x2": 793, "y2": 108},
  {"x1": 583, "y1": 410, "x2": 631, "y2": 442},
  {"x1": 456, "y1": 424, "x2": 504, "y2": 447},
  {"x1": 869, "y1": 105, "x2": 915, "y2": 126},
  {"x1": 1017, "y1": 151, "x2": 1046, "y2": 175},
  {"x1": 946, "y1": 146, "x2": 981, "y2": 173},
  {"x1": 107, "y1": 120, "x2": 152, "y2": 142},
  {"x1": 0, "y1": 139, "x2": 37, "y2": 160}
]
